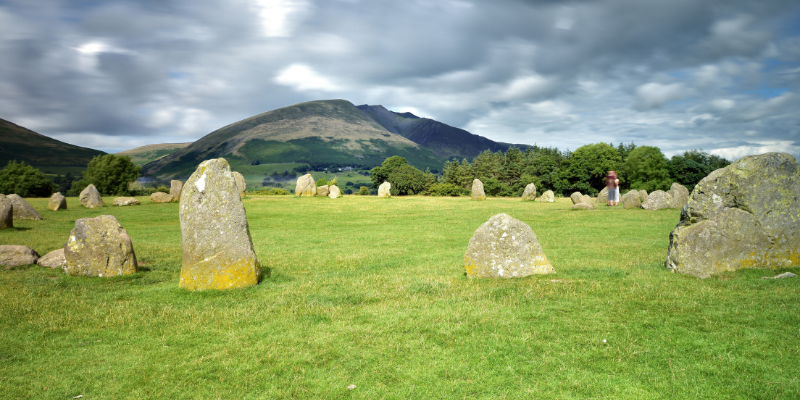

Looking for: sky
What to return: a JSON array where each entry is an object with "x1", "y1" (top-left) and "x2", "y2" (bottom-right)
[{"x1": 1, "y1": 0, "x2": 799, "y2": 160}]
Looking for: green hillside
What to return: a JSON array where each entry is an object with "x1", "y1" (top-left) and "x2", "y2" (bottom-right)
[
  {"x1": 116, "y1": 143, "x2": 191, "y2": 166},
  {"x1": 0, "y1": 118, "x2": 105, "y2": 168},
  {"x1": 141, "y1": 100, "x2": 446, "y2": 179}
]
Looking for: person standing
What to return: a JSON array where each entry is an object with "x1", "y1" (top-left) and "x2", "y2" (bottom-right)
[{"x1": 605, "y1": 171, "x2": 620, "y2": 206}]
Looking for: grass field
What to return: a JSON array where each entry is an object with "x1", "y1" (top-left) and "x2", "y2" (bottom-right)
[{"x1": 1, "y1": 195, "x2": 798, "y2": 399}]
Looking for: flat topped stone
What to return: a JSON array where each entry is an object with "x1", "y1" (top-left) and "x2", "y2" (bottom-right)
[
  {"x1": 521, "y1": 183, "x2": 537, "y2": 201},
  {"x1": 540, "y1": 190, "x2": 554, "y2": 202},
  {"x1": 295, "y1": 174, "x2": 316, "y2": 197},
  {"x1": 232, "y1": 171, "x2": 246, "y2": 198},
  {"x1": 622, "y1": 190, "x2": 642, "y2": 209},
  {"x1": 64, "y1": 215, "x2": 137, "y2": 277},
  {"x1": 571, "y1": 203, "x2": 593, "y2": 210},
  {"x1": 79, "y1": 184, "x2": 104, "y2": 208},
  {"x1": 0, "y1": 245, "x2": 39, "y2": 267},
  {"x1": 642, "y1": 190, "x2": 672, "y2": 210},
  {"x1": 179, "y1": 158, "x2": 261, "y2": 291},
  {"x1": 49, "y1": 192, "x2": 67, "y2": 211},
  {"x1": 113, "y1": 197, "x2": 140, "y2": 206},
  {"x1": 666, "y1": 152, "x2": 800, "y2": 278},
  {"x1": 317, "y1": 185, "x2": 330, "y2": 197},
  {"x1": 471, "y1": 179, "x2": 486, "y2": 200},
  {"x1": 378, "y1": 182, "x2": 391, "y2": 198},
  {"x1": 465, "y1": 213, "x2": 555, "y2": 278},
  {"x1": 0, "y1": 194, "x2": 13, "y2": 229},
  {"x1": 170, "y1": 180, "x2": 184, "y2": 201},
  {"x1": 150, "y1": 192, "x2": 175, "y2": 203},
  {"x1": 8, "y1": 194, "x2": 43, "y2": 220}
]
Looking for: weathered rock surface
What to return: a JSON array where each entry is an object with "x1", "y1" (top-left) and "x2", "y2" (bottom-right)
[
  {"x1": 571, "y1": 203, "x2": 593, "y2": 210},
  {"x1": 597, "y1": 187, "x2": 609, "y2": 204},
  {"x1": 0, "y1": 194, "x2": 13, "y2": 229},
  {"x1": 232, "y1": 171, "x2": 246, "y2": 198},
  {"x1": 667, "y1": 182, "x2": 690, "y2": 208},
  {"x1": 79, "y1": 184, "x2": 104, "y2": 208},
  {"x1": 762, "y1": 272, "x2": 796, "y2": 279},
  {"x1": 666, "y1": 152, "x2": 800, "y2": 278},
  {"x1": 464, "y1": 213, "x2": 555, "y2": 278},
  {"x1": 8, "y1": 194, "x2": 43, "y2": 220},
  {"x1": 328, "y1": 185, "x2": 341, "y2": 199},
  {"x1": 521, "y1": 184, "x2": 537, "y2": 201},
  {"x1": 580, "y1": 194, "x2": 594, "y2": 205},
  {"x1": 295, "y1": 174, "x2": 316, "y2": 197},
  {"x1": 49, "y1": 192, "x2": 67, "y2": 211},
  {"x1": 642, "y1": 190, "x2": 673, "y2": 210},
  {"x1": 378, "y1": 182, "x2": 392, "y2": 198},
  {"x1": 179, "y1": 158, "x2": 261, "y2": 290},
  {"x1": 113, "y1": 197, "x2": 140, "y2": 206},
  {"x1": 471, "y1": 179, "x2": 486, "y2": 200},
  {"x1": 540, "y1": 190, "x2": 555, "y2": 202},
  {"x1": 638, "y1": 190, "x2": 648, "y2": 203},
  {"x1": 570, "y1": 192, "x2": 583, "y2": 204},
  {"x1": 170, "y1": 180, "x2": 184, "y2": 201},
  {"x1": 37, "y1": 248, "x2": 66, "y2": 269},
  {"x1": 0, "y1": 245, "x2": 39, "y2": 267},
  {"x1": 150, "y1": 192, "x2": 175, "y2": 203},
  {"x1": 317, "y1": 185, "x2": 330, "y2": 197},
  {"x1": 64, "y1": 215, "x2": 137, "y2": 277},
  {"x1": 621, "y1": 190, "x2": 642, "y2": 209}
]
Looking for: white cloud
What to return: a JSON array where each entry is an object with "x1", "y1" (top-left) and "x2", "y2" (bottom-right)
[
  {"x1": 710, "y1": 99, "x2": 735, "y2": 111},
  {"x1": 634, "y1": 82, "x2": 687, "y2": 111},
  {"x1": 274, "y1": 64, "x2": 343, "y2": 92},
  {"x1": 250, "y1": 0, "x2": 310, "y2": 37},
  {"x1": 711, "y1": 141, "x2": 800, "y2": 161}
]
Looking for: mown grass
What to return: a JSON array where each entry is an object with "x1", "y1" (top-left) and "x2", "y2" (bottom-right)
[{"x1": 1, "y1": 196, "x2": 798, "y2": 399}]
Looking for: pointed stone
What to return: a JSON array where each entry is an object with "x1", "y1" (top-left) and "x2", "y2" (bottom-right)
[
  {"x1": 539, "y1": 190, "x2": 554, "y2": 202},
  {"x1": 521, "y1": 183, "x2": 537, "y2": 201},
  {"x1": 378, "y1": 182, "x2": 391, "y2": 198},
  {"x1": 49, "y1": 192, "x2": 67, "y2": 211},
  {"x1": 7, "y1": 194, "x2": 43, "y2": 220},
  {"x1": 170, "y1": 180, "x2": 184, "y2": 201},
  {"x1": 232, "y1": 171, "x2": 246, "y2": 198},
  {"x1": 79, "y1": 184, "x2": 104, "y2": 208},
  {"x1": 465, "y1": 213, "x2": 554, "y2": 278},
  {"x1": 0, "y1": 195, "x2": 13, "y2": 229},
  {"x1": 295, "y1": 174, "x2": 316, "y2": 197},
  {"x1": 471, "y1": 179, "x2": 485, "y2": 200},
  {"x1": 328, "y1": 185, "x2": 341, "y2": 199}
]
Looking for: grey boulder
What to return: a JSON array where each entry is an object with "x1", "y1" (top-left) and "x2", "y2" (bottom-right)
[
  {"x1": 0, "y1": 245, "x2": 39, "y2": 267},
  {"x1": 8, "y1": 194, "x2": 43, "y2": 220},
  {"x1": 464, "y1": 213, "x2": 554, "y2": 278}
]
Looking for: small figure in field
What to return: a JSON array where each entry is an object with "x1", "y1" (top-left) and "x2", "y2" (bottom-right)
[{"x1": 606, "y1": 171, "x2": 620, "y2": 206}]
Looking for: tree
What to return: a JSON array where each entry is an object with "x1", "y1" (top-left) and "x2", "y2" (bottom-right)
[
  {"x1": 388, "y1": 164, "x2": 426, "y2": 195},
  {"x1": 0, "y1": 160, "x2": 55, "y2": 197},
  {"x1": 558, "y1": 143, "x2": 622, "y2": 195},
  {"x1": 359, "y1": 186, "x2": 370, "y2": 195},
  {"x1": 624, "y1": 146, "x2": 672, "y2": 192},
  {"x1": 369, "y1": 156, "x2": 408, "y2": 188},
  {"x1": 682, "y1": 149, "x2": 731, "y2": 170},
  {"x1": 668, "y1": 156, "x2": 712, "y2": 192},
  {"x1": 70, "y1": 154, "x2": 140, "y2": 196}
]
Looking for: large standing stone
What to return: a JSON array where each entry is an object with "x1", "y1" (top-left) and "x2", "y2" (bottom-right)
[
  {"x1": 295, "y1": 174, "x2": 316, "y2": 197},
  {"x1": 570, "y1": 192, "x2": 583, "y2": 204},
  {"x1": 64, "y1": 215, "x2": 137, "y2": 277},
  {"x1": 471, "y1": 179, "x2": 486, "y2": 200},
  {"x1": 0, "y1": 245, "x2": 39, "y2": 267},
  {"x1": 0, "y1": 194, "x2": 13, "y2": 229},
  {"x1": 521, "y1": 184, "x2": 537, "y2": 201},
  {"x1": 232, "y1": 171, "x2": 246, "y2": 198},
  {"x1": 113, "y1": 197, "x2": 140, "y2": 206},
  {"x1": 150, "y1": 192, "x2": 175, "y2": 203},
  {"x1": 317, "y1": 185, "x2": 330, "y2": 197},
  {"x1": 597, "y1": 187, "x2": 609, "y2": 204},
  {"x1": 378, "y1": 182, "x2": 392, "y2": 198},
  {"x1": 328, "y1": 185, "x2": 341, "y2": 199},
  {"x1": 49, "y1": 192, "x2": 67, "y2": 211},
  {"x1": 621, "y1": 190, "x2": 642, "y2": 209},
  {"x1": 666, "y1": 152, "x2": 800, "y2": 278},
  {"x1": 642, "y1": 191, "x2": 673, "y2": 210},
  {"x1": 37, "y1": 248, "x2": 66, "y2": 269},
  {"x1": 464, "y1": 213, "x2": 555, "y2": 278},
  {"x1": 667, "y1": 182, "x2": 690, "y2": 209},
  {"x1": 79, "y1": 184, "x2": 105, "y2": 208},
  {"x1": 179, "y1": 158, "x2": 261, "y2": 290},
  {"x1": 170, "y1": 180, "x2": 184, "y2": 201},
  {"x1": 8, "y1": 195, "x2": 43, "y2": 220},
  {"x1": 540, "y1": 190, "x2": 555, "y2": 202}
]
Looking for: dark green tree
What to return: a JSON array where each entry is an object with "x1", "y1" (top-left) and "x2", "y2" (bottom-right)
[
  {"x1": 369, "y1": 156, "x2": 409, "y2": 188},
  {"x1": 624, "y1": 146, "x2": 672, "y2": 191},
  {"x1": 682, "y1": 149, "x2": 731, "y2": 170},
  {"x1": 668, "y1": 156, "x2": 712, "y2": 192},
  {"x1": 0, "y1": 160, "x2": 55, "y2": 197},
  {"x1": 558, "y1": 143, "x2": 622, "y2": 195},
  {"x1": 70, "y1": 154, "x2": 140, "y2": 196},
  {"x1": 388, "y1": 164, "x2": 426, "y2": 195}
]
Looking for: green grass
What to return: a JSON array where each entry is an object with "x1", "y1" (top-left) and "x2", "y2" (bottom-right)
[{"x1": 1, "y1": 196, "x2": 798, "y2": 399}]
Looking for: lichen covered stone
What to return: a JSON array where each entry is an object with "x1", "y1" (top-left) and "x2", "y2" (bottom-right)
[
  {"x1": 0, "y1": 245, "x2": 39, "y2": 267},
  {"x1": 232, "y1": 171, "x2": 246, "y2": 198},
  {"x1": 38, "y1": 248, "x2": 66, "y2": 269},
  {"x1": 471, "y1": 179, "x2": 486, "y2": 200},
  {"x1": 179, "y1": 158, "x2": 261, "y2": 291},
  {"x1": 0, "y1": 194, "x2": 13, "y2": 229},
  {"x1": 295, "y1": 174, "x2": 316, "y2": 197},
  {"x1": 621, "y1": 190, "x2": 642, "y2": 209},
  {"x1": 667, "y1": 182, "x2": 689, "y2": 209},
  {"x1": 666, "y1": 152, "x2": 800, "y2": 278},
  {"x1": 170, "y1": 180, "x2": 184, "y2": 201},
  {"x1": 64, "y1": 215, "x2": 137, "y2": 277},
  {"x1": 642, "y1": 190, "x2": 673, "y2": 210},
  {"x1": 521, "y1": 183, "x2": 537, "y2": 201},
  {"x1": 540, "y1": 190, "x2": 554, "y2": 202},
  {"x1": 597, "y1": 187, "x2": 609, "y2": 204},
  {"x1": 328, "y1": 185, "x2": 341, "y2": 199},
  {"x1": 150, "y1": 192, "x2": 175, "y2": 203},
  {"x1": 378, "y1": 182, "x2": 391, "y2": 198},
  {"x1": 113, "y1": 197, "x2": 140, "y2": 206},
  {"x1": 465, "y1": 213, "x2": 554, "y2": 278},
  {"x1": 317, "y1": 185, "x2": 330, "y2": 197},
  {"x1": 571, "y1": 203, "x2": 593, "y2": 210},
  {"x1": 570, "y1": 192, "x2": 583, "y2": 204},
  {"x1": 79, "y1": 184, "x2": 104, "y2": 208},
  {"x1": 8, "y1": 194, "x2": 43, "y2": 220},
  {"x1": 49, "y1": 192, "x2": 67, "y2": 211}
]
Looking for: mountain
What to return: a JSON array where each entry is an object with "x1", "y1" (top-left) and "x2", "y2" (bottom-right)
[
  {"x1": 116, "y1": 143, "x2": 192, "y2": 166},
  {"x1": 0, "y1": 118, "x2": 105, "y2": 168},
  {"x1": 141, "y1": 100, "x2": 445, "y2": 178},
  {"x1": 356, "y1": 105, "x2": 527, "y2": 161}
]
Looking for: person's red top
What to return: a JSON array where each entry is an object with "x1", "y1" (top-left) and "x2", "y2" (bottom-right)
[{"x1": 605, "y1": 175, "x2": 618, "y2": 189}]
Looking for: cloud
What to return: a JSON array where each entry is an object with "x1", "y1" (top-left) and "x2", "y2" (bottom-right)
[
  {"x1": 275, "y1": 63, "x2": 343, "y2": 92},
  {"x1": 634, "y1": 82, "x2": 688, "y2": 111}
]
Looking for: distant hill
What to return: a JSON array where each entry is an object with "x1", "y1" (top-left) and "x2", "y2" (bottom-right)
[
  {"x1": 356, "y1": 105, "x2": 528, "y2": 160},
  {"x1": 116, "y1": 143, "x2": 192, "y2": 166},
  {"x1": 141, "y1": 100, "x2": 445, "y2": 179},
  {"x1": 0, "y1": 118, "x2": 106, "y2": 168}
]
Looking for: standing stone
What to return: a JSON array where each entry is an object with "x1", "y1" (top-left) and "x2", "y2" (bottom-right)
[
  {"x1": 328, "y1": 185, "x2": 341, "y2": 199},
  {"x1": 179, "y1": 158, "x2": 261, "y2": 290},
  {"x1": 666, "y1": 152, "x2": 800, "y2": 278},
  {"x1": 113, "y1": 197, "x2": 140, "y2": 206},
  {"x1": 540, "y1": 190, "x2": 555, "y2": 202},
  {"x1": 378, "y1": 182, "x2": 392, "y2": 198},
  {"x1": 7, "y1": 195, "x2": 43, "y2": 220},
  {"x1": 570, "y1": 192, "x2": 583, "y2": 204},
  {"x1": 638, "y1": 190, "x2": 648, "y2": 203},
  {"x1": 667, "y1": 182, "x2": 690, "y2": 209},
  {"x1": 471, "y1": 179, "x2": 486, "y2": 200},
  {"x1": 0, "y1": 245, "x2": 39, "y2": 267},
  {"x1": 621, "y1": 190, "x2": 643, "y2": 209},
  {"x1": 79, "y1": 184, "x2": 105, "y2": 208},
  {"x1": 63, "y1": 215, "x2": 137, "y2": 277},
  {"x1": 464, "y1": 213, "x2": 555, "y2": 278},
  {"x1": 642, "y1": 191, "x2": 673, "y2": 210},
  {"x1": 295, "y1": 174, "x2": 317, "y2": 197},
  {"x1": 49, "y1": 192, "x2": 67, "y2": 211},
  {"x1": 37, "y1": 248, "x2": 66, "y2": 269},
  {"x1": 0, "y1": 194, "x2": 13, "y2": 229},
  {"x1": 150, "y1": 192, "x2": 175, "y2": 203},
  {"x1": 521, "y1": 184, "x2": 537, "y2": 201},
  {"x1": 597, "y1": 187, "x2": 609, "y2": 204},
  {"x1": 170, "y1": 180, "x2": 184, "y2": 201},
  {"x1": 232, "y1": 171, "x2": 246, "y2": 198},
  {"x1": 580, "y1": 194, "x2": 594, "y2": 205},
  {"x1": 317, "y1": 185, "x2": 330, "y2": 197}
]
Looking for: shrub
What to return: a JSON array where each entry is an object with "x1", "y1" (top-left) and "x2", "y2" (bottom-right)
[
  {"x1": 70, "y1": 154, "x2": 140, "y2": 196},
  {"x1": 0, "y1": 160, "x2": 55, "y2": 197},
  {"x1": 316, "y1": 177, "x2": 329, "y2": 187},
  {"x1": 427, "y1": 183, "x2": 468, "y2": 196},
  {"x1": 359, "y1": 186, "x2": 370, "y2": 195}
]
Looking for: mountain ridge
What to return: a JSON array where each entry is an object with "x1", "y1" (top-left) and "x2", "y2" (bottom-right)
[{"x1": 0, "y1": 117, "x2": 106, "y2": 167}]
